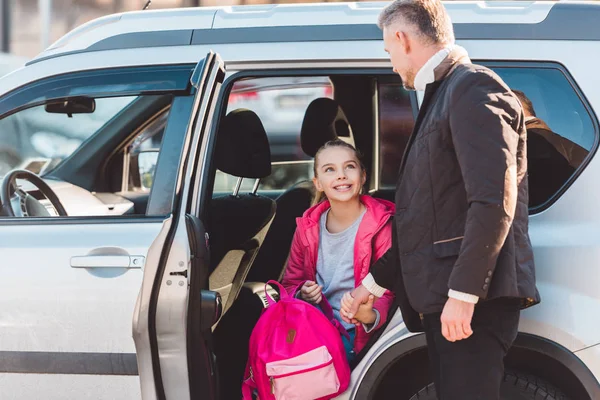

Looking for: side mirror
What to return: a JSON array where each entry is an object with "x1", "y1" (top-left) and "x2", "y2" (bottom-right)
[
  {"x1": 138, "y1": 150, "x2": 159, "y2": 189},
  {"x1": 45, "y1": 97, "x2": 96, "y2": 117}
]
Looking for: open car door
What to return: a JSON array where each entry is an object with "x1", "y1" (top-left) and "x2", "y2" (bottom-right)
[{"x1": 133, "y1": 51, "x2": 225, "y2": 400}]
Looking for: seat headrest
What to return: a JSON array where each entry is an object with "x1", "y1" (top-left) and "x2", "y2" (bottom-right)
[
  {"x1": 300, "y1": 98, "x2": 351, "y2": 157},
  {"x1": 216, "y1": 109, "x2": 271, "y2": 179}
]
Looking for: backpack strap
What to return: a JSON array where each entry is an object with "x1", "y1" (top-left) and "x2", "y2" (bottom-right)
[
  {"x1": 241, "y1": 363, "x2": 258, "y2": 399},
  {"x1": 265, "y1": 280, "x2": 289, "y2": 306}
]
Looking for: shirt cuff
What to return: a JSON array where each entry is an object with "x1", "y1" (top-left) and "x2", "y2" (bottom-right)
[
  {"x1": 362, "y1": 273, "x2": 387, "y2": 298},
  {"x1": 448, "y1": 289, "x2": 479, "y2": 304},
  {"x1": 362, "y1": 309, "x2": 380, "y2": 333}
]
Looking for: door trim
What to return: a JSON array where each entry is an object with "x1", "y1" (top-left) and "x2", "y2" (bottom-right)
[{"x1": 0, "y1": 351, "x2": 138, "y2": 375}]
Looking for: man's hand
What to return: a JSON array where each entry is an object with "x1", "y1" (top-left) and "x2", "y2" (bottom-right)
[
  {"x1": 440, "y1": 297, "x2": 475, "y2": 342},
  {"x1": 299, "y1": 281, "x2": 323, "y2": 304},
  {"x1": 341, "y1": 292, "x2": 376, "y2": 325},
  {"x1": 340, "y1": 284, "x2": 375, "y2": 323}
]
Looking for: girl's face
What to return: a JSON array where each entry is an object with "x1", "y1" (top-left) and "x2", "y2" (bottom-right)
[{"x1": 313, "y1": 146, "x2": 365, "y2": 204}]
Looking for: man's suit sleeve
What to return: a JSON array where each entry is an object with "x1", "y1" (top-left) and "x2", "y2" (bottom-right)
[
  {"x1": 365, "y1": 220, "x2": 400, "y2": 293},
  {"x1": 365, "y1": 247, "x2": 397, "y2": 293},
  {"x1": 448, "y1": 70, "x2": 522, "y2": 298}
]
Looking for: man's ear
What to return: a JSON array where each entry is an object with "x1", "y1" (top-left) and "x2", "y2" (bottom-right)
[{"x1": 396, "y1": 30, "x2": 411, "y2": 55}]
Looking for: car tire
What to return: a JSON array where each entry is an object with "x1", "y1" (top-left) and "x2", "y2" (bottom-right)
[{"x1": 408, "y1": 370, "x2": 570, "y2": 400}]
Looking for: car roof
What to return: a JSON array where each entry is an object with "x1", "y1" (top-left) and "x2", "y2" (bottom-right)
[
  {"x1": 2, "y1": 1, "x2": 600, "y2": 102},
  {"x1": 26, "y1": 1, "x2": 600, "y2": 66}
]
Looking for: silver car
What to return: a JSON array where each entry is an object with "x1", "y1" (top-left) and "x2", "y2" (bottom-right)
[{"x1": 0, "y1": 2, "x2": 598, "y2": 400}]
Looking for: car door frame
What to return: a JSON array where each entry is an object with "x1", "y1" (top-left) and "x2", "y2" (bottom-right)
[{"x1": 134, "y1": 51, "x2": 225, "y2": 400}]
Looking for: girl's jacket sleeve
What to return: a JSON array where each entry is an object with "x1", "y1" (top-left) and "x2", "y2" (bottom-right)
[{"x1": 281, "y1": 225, "x2": 309, "y2": 296}]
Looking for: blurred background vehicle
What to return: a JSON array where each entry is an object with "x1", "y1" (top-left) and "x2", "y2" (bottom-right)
[{"x1": 228, "y1": 76, "x2": 332, "y2": 162}]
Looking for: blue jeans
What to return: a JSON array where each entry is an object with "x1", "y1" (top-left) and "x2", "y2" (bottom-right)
[{"x1": 342, "y1": 328, "x2": 356, "y2": 364}]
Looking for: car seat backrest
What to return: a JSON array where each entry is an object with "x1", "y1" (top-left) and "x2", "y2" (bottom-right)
[
  {"x1": 300, "y1": 97, "x2": 354, "y2": 157},
  {"x1": 208, "y1": 108, "x2": 276, "y2": 317},
  {"x1": 246, "y1": 98, "x2": 354, "y2": 283}
]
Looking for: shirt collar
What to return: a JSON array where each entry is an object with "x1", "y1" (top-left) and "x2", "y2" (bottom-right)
[{"x1": 413, "y1": 44, "x2": 455, "y2": 91}]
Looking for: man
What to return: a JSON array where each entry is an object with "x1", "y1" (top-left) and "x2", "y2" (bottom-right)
[
  {"x1": 342, "y1": 1, "x2": 540, "y2": 398},
  {"x1": 512, "y1": 89, "x2": 588, "y2": 207}
]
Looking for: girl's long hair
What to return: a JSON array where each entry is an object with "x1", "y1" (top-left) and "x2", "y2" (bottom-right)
[{"x1": 312, "y1": 139, "x2": 366, "y2": 206}]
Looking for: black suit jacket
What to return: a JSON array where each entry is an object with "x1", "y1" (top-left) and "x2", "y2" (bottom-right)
[{"x1": 371, "y1": 47, "x2": 540, "y2": 319}]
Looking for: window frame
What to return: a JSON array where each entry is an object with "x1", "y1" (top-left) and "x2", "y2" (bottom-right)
[{"x1": 0, "y1": 64, "x2": 197, "y2": 225}]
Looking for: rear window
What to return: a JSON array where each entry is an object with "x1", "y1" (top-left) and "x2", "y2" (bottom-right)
[
  {"x1": 376, "y1": 64, "x2": 597, "y2": 211},
  {"x1": 494, "y1": 65, "x2": 595, "y2": 209}
]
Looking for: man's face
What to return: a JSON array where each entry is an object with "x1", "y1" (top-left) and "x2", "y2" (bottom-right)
[{"x1": 383, "y1": 26, "x2": 416, "y2": 90}]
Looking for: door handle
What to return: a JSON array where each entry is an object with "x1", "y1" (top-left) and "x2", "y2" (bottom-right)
[{"x1": 70, "y1": 255, "x2": 145, "y2": 268}]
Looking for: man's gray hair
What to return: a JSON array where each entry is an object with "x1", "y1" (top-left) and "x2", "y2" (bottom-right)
[{"x1": 378, "y1": 0, "x2": 455, "y2": 46}]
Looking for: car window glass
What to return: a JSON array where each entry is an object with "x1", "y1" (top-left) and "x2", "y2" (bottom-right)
[
  {"x1": 0, "y1": 96, "x2": 136, "y2": 176},
  {"x1": 494, "y1": 67, "x2": 594, "y2": 209},
  {"x1": 128, "y1": 111, "x2": 169, "y2": 191},
  {"x1": 376, "y1": 66, "x2": 596, "y2": 211},
  {"x1": 378, "y1": 77, "x2": 415, "y2": 188},
  {"x1": 214, "y1": 76, "x2": 333, "y2": 193}
]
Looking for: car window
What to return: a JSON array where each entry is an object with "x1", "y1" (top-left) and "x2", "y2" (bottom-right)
[
  {"x1": 378, "y1": 77, "x2": 415, "y2": 188},
  {"x1": 494, "y1": 66, "x2": 594, "y2": 209},
  {"x1": 0, "y1": 96, "x2": 136, "y2": 176},
  {"x1": 376, "y1": 66, "x2": 596, "y2": 211},
  {"x1": 214, "y1": 76, "x2": 333, "y2": 193},
  {"x1": 127, "y1": 110, "x2": 169, "y2": 191}
]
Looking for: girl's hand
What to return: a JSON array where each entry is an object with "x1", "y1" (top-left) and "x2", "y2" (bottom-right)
[
  {"x1": 341, "y1": 292, "x2": 376, "y2": 325},
  {"x1": 300, "y1": 281, "x2": 323, "y2": 304}
]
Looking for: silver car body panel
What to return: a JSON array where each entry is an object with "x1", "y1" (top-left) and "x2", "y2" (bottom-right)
[{"x1": 0, "y1": 2, "x2": 599, "y2": 399}]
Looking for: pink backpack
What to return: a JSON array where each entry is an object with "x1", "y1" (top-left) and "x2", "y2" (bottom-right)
[{"x1": 242, "y1": 280, "x2": 351, "y2": 400}]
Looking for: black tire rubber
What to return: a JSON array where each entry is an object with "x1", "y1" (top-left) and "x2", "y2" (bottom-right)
[{"x1": 408, "y1": 370, "x2": 570, "y2": 400}]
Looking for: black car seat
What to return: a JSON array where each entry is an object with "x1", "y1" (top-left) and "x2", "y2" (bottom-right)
[
  {"x1": 207, "y1": 109, "x2": 276, "y2": 318},
  {"x1": 213, "y1": 99, "x2": 355, "y2": 399},
  {"x1": 246, "y1": 98, "x2": 354, "y2": 283}
]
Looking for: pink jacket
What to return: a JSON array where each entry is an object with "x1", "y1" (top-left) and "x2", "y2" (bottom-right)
[{"x1": 281, "y1": 195, "x2": 395, "y2": 354}]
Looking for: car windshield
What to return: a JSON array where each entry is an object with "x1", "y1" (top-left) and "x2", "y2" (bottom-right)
[{"x1": 0, "y1": 96, "x2": 137, "y2": 176}]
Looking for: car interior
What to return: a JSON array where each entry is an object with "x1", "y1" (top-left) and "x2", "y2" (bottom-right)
[
  {"x1": 0, "y1": 93, "x2": 174, "y2": 218},
  {"x1": 207, "y1": 72, "x2": 413, "y2": 399}
]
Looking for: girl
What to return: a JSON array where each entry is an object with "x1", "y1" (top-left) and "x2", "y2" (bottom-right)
[{"x1": 281, "y1": 139, "x2": 395, "y2": 362}]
